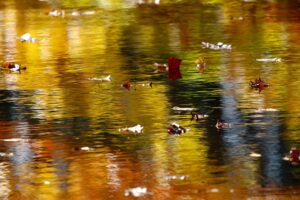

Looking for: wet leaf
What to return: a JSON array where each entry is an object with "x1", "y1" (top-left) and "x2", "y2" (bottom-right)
[
  {"x1": 191, "y1": 112, "x2": 208, "y2": 121},
  {"x1": 165, "y1": 175, "x2": 188, "y2": 180},
  {"x1": 256, "y1": 58, "x2": 281, "y2": 62},
  {"x1": 249, "y1": 77, "x2": 268, "y2": 93},
  {"x1": 207, "y1": 188, "x2": 220, "y2": 193},
  {"x1": 195, "y1": 57, "x2": 206, "y2": 73},
  {"x1": 124, "y1": 187, "x2": 147, "y2": 197},
  {"x1": 136, "y1": 82, "x2": 152, "y2": 88},
  {"x1": 1, "y1": 62, "x2": 26, "y2": 72},
  {"x1": 44, "y1": 181, "x2": 51, "y2": 185},
  {"x1": 168, "y1": 123, "x2": 186, "y2": 135},
  {"x1": 119, "y1": 124, "x2": 144, "y2": 133},
  {"x1": 122, "y1": 80, "x2": 131, "y2": 90},
  {"x1": 81, "y1": 147, "x2": 93, "y2": 151},
  {"x1": 154, "y1": 62, "x2": 168, "y2": 72},
  {"x1": 89, "y1": 75, "x2": 111, "y2": 81},
  {"x1": 249, "y1": 152, "x2": 262, "y2": 157},
  {"x1": 19, "y1": 33, "x2": 37, "y2": 43},
  {"x1": 47, "y1": 9, "x2": 65, "y2": 17},
  {"x1": 289, "y1": 148, "x2": 300, "y2": 163},
  {"x1": 0, "y1": 152, "x2": 14, "y2": 157},
  {"x1": 215, "y1": 120, "x2": 231, "y2": 129},
  {"x1": 172, "y1": 106, "x2": 196, "y2": 111},
  {"x1": 168, "y1": 57, "x2": 182, "y2": 80},
  {"x1": 201, "y1": 42, "x2": 232, "y2": 50}
]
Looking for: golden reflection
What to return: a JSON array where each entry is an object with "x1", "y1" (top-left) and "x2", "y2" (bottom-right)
[
  {"x1": 0, "y1": 163, "x2": 10, "y2": 199},
  {"x1": 3, "y1": 3, "x2": 17, "y2": 62},
  {"x1": 1, "y1": 0, "x2": 300, "y2": 199}
]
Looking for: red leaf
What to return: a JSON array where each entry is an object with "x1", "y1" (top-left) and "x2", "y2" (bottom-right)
[
  {"x1": 122, "y1": 80, "x2": 131, "y2": 90},
  {"x1": 168, "y1": 57, "x2": 182, "y2": 80}
]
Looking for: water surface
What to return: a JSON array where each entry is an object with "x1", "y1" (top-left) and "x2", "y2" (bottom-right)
[{"x1": 1, "y1": 0, "x2": 300, "y2": 199}]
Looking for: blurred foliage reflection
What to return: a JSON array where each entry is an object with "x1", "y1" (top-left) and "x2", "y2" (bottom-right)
[{"x1": 1, "y1": 0, "x2": 300, "y2": 199}]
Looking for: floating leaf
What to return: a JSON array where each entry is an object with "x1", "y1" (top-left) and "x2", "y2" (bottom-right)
[
  {"x1": 168, "y1": 57, "x2": 182, "y2": 80},
  {"x1": 191, "y1": 112, "x2": 208, "y2": 121},
  {"x1": 1, "y1": 62, "x2": 26, "y2": 72},
  {"x1": 124, "y1": 187, "x2": 147, "y2": 197},
  {"x1": 89, "y1": 75, "x2": 111, "y2": 81},
  {"x1": 136, "y1": 82, "x2": 152, "y2": 88},
  {"x1": 44, "y1": 181, "x2": 51, "y2": 185},
  {"x1": 201, "y1": 42, "x2": 232, "y2": 50},
  {"x1": 289, "y1": 148, "x2": 300, "y2": 163},
  {"x1": 47, "y1": 9, "x2": 65, "y2": 17},
  {"x1": 249, "y1": 152, "x2": 262, "y2": 157},
  {"x1": 19, "y1": 33, "x2": 37, "y2": 43},
  {"x1": 249, "y1": 77, "x2": 268, "y2": 93},
  {"x1": 154, "y1": 62, "x2": 168, "y2": 72},
  {"x1": 172, "y1": 106, "x2": 196, "y2": 111},
  {"x1": 165, "y1": 175, "x2": 187, "y2": 180},
  {"x1": 122, "y1": 80, "x2": 131, "y2": 90},
  {"x1": 168, "y1": 123, "x2": 186, "y2": 135},
  {"x1": 195, "y1": 57, "x2": 206, "y2": 73},
  {"x1": 215, "y1": 120, "x2": 231, "y2": 129},
  {"x1": 81, "y1": 147, "x2": 93, "y2": 151},
  {"x1": 119, "y1": 124, "x2": 144, "y2": 133},
  {"x1": 256, "y1": 58, "x2": 281, "y2": 62}
]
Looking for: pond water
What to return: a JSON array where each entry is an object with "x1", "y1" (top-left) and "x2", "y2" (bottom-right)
[{"x1": 1, "y1": 0, "x2": 300, "y2": 199}]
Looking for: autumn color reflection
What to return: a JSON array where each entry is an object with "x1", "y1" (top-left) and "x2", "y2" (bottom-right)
[{"x1": 1, "y1": 0, "x2": 300, "y2": 199}]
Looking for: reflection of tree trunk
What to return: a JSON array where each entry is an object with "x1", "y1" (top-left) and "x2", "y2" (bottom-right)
[{"x1": 0, "y1": 90, "x2": 23, "y2": 121}]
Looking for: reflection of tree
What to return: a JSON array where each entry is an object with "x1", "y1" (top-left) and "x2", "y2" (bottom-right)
[
  {"x1": 2, "y1": 0, "x2": 300, "y2": 198},
  {"x1": 220, "y1": 0, "x2": 300, "y2": 188}
]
